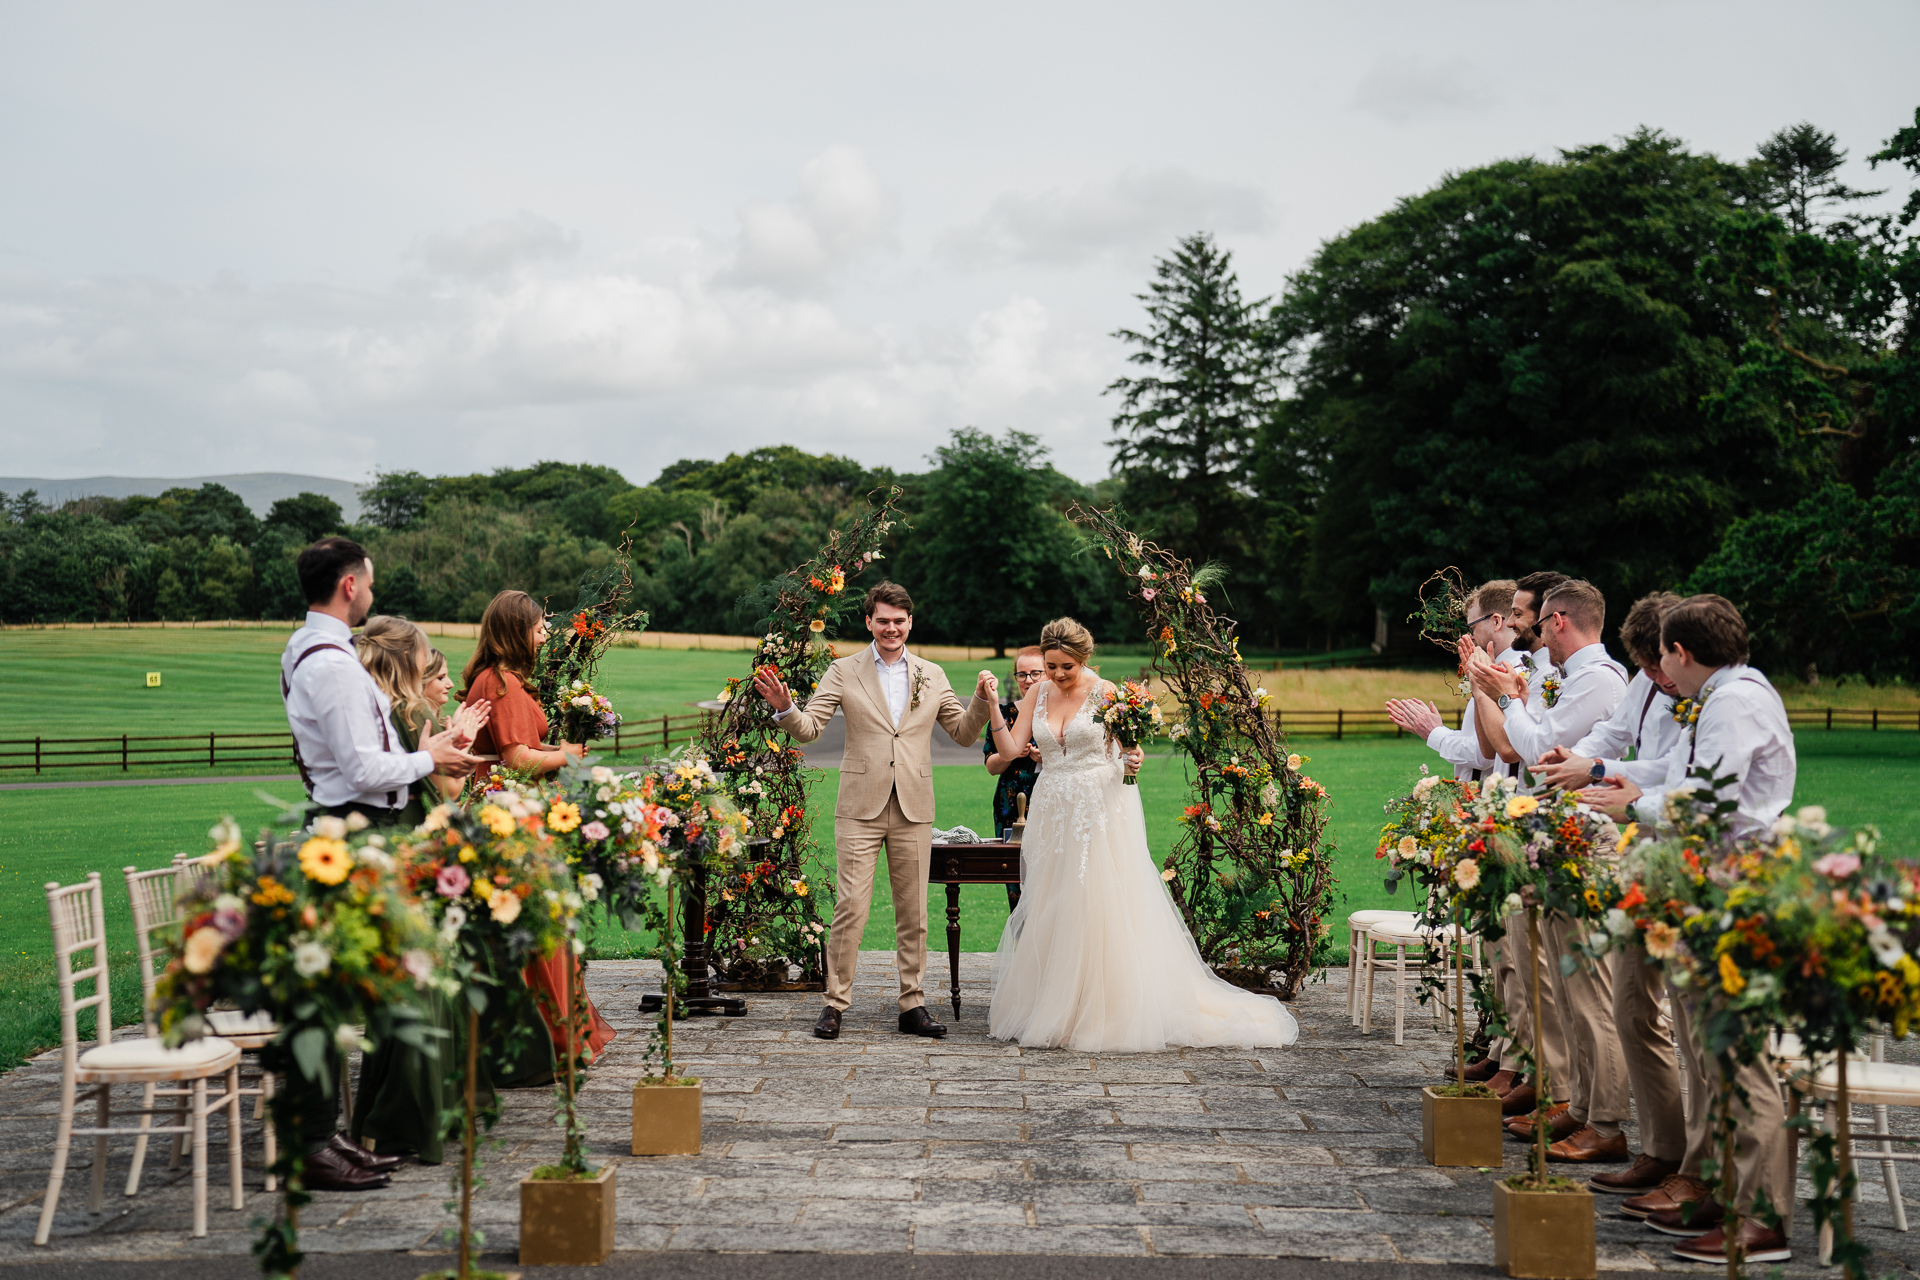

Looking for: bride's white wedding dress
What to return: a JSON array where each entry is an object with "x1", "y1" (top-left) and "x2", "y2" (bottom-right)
[{"x1": 988, "y1": 681, "x2": 1300, "y2": 1052}]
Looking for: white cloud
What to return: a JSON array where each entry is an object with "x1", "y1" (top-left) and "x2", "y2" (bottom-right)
[
  {"x1": 408, "y1": 211, "x2": 580, "y2": 278},
  {"x1": 1351, "y1": 55, "x2": 1497, "y2": 124},
  {"x1": 943, "y1": 168, "x2": 1274, "y2": 268},
  {"x1": 728, "y1": 145, "x2": 899, "y2": 290}
]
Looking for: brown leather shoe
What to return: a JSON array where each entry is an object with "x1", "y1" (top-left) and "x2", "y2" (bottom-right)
[
  {"x1": 1547, "y1": 1125, "x2": 1630, "y2": 1163},
  {"x1": 1460, "y1": 1056, "x2": 1499, "y2": 1082},
  {"x1": 329, "y1": 1132, "x2": 403, "y2": 1173},
  {"x1": 1670, "y1": 1220, "x2": 1791, "y2": 1264},
  {"x1": 1505, "y1": 1100, "x2": 1573, "y2": 1140},
  {"x1": 1485, "y1": 1069, "x2": 1519, "y2": 1096},
  {"x1": 1646, "y1": 1195, "x2": 1727, "y2": 1237},
  {"x1": 301, "y1": 1144, "x2": 391, "y2": 1191},
  {"x1": 812, "y1": 1006, "x2": 842, "y2": 1040},
  {"x1": 898, "y1": 1007, "x2": 947, "y2": 1038},
  {"x1": 1590, "y1": 1153, "x2": 1680, "y2": 1194},
  {"x1": 1500, "y1": 1083, "x2": 1538, "y2": 1115},
  {"x1": 1621, "y1": 1174, "x2": 1713, "y2": 1221}
]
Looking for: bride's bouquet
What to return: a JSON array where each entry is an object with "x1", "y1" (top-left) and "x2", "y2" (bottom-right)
[{"x1": 1099, "y1": 679, "x2": 1164, "y2": 785}]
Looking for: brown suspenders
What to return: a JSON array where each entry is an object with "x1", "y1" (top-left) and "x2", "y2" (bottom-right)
[{"x1": 281, "y1": 642, "x2": 399, "y2": 808}]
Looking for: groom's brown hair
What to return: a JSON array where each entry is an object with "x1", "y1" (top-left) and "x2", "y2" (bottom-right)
[{"x1": 864, "y1": 581, "x2": 914, "y2": 616}]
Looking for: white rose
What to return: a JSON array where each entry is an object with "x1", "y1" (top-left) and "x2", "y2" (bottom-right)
[
  {"x1": 293, "y1": 940, "x2": 331, "y2": 977},
  {"x1": 311, "y1": 815, "x2": 348, "y2": 840}
]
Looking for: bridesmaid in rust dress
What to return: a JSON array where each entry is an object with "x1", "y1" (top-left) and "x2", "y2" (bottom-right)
[{"x1": 461, "y1": 590, "x2": 616, "y2": 1086}]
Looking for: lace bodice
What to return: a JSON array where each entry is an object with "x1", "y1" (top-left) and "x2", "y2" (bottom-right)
[{"x1": 1034, "y1": 682, "x2": 1118, "y2": 781}]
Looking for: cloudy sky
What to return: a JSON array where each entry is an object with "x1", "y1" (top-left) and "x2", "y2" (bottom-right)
[{"x1": 2, "y1": 2, "x2": 1916, "y2": 488}]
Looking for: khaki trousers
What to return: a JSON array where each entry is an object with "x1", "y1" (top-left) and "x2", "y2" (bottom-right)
[
  {"x1": 1612, "y1": 945, "x2": 1685, "y2": 1161},
  {"x1": 825, "y1": 790, "x2": 931, "y2": 1013},
  {"x1": 1670, "y1": 987, "x2": 1794, "y2": 1232},
  {"x1": 1496, "y1": 912, "x2": 1570, "y2": 1096},
  {"x1": 1544, "y1": 913, "x2": 1630, "y2": 1131}
]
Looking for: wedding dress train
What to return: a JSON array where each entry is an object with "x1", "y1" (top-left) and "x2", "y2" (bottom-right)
[{"x1": 988, "y1": 682, "x2": 1299, "y2": 1052}]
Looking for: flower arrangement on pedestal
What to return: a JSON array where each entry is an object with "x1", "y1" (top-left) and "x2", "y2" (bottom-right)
[
  {"x1": 1591, "y1": 778, "x2": 1920, "y2": 1280},
  {"x1": 1071, "y1": 504, "x2": 1333, "y2": 998},
  {"x1": 392, "y1": 796, "x2": 577, "y2": 1280},
  {"x1": 698, "y1": 489, "x2": 904, "y2": 987},
  {"x1": 153, "y1": 814, "x2": 446, "y2": 1280}
]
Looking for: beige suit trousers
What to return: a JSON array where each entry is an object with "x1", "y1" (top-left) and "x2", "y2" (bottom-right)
[
  {"x1": 825, "y1": 789, "x2": 931, "y2": 1013},
  {"x1": 1495, "y1": 912, "x2": 1570, "y2": 1095},
  {"x1": 1612, "y1": 944, "x2": 1685, "y2": 1161},
  {"x1": 1543, "y1": 913, "x2": 1630, "y2": 1130},
  {"x1": 1670, "y1": 986, "x2": 1794, "y2": 1233}
]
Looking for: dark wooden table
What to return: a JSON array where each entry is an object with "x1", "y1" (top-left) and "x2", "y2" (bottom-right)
[{"x1": 932, "y1": 840, "x2": 1022, "y2": 1018}]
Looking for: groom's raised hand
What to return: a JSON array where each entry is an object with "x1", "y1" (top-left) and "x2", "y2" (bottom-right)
[
  {"x1": 976, "y1": 671, "x2": 998, "y2": 702},
  {"x1": 752, "y1": 664, "x2": 795, "y2": 713}
]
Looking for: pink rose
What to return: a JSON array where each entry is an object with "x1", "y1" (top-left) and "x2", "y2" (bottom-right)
[
  {"x1": 1813, "y1": 852, "x2": 1861, "y2": 879},
  {"x1": 435, "y1": 864, "x2": 471, "y2": 897},
  {"x1": 1141, "y1": 588, "x2": 1157, "y2": 601},
  {"x1": 582, "y1": 821, "x2": 611, "y2": 842}
]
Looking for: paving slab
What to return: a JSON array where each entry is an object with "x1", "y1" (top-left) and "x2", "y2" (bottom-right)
[{"x1": 4, "y1": 950, "x2": 1919, "y2": 1276}]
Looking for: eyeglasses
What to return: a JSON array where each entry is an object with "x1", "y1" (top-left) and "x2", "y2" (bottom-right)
[
  {"x1": 1014, "y1": 670, "x2": 1046, "y2": 682},
  {"x1": 1466, "y1": 613, "x2": 1499, "y2": 629},
  {"x1": 1545, "y1": 610, "x2": 1569, "y2": 624}
]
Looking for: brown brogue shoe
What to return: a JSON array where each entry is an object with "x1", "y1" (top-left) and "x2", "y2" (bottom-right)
[
  {"x1": 1621, "y1": 1174, "x2": 1713, "y2": 1220},
  {"x1": 1591, "y1": 1154, "x2": 1680, "y2": 1195},
  {"x1": 1547, "y1": 1125, "x2": 1631, "y2": 1163},
  {"x1": 1499, "y1": 1083, "x2": 1538, "y2": 1115},
  {"x1": 1646, "y1": 1196, "x2": 1727, "y2": 1237},
  {"x1": 1485, "y1": 1069, "x2": 1519, "y2": 1096},
  {"x1": 1670, "y1": 1220, "x2": 1791, "y2": 1264},
  {"x1": 303, "y1": 1144, "x2": 390, "y2": 1191},
  {"x1": 1461, "y1": 1056, "x2": 1499, "y2": 1082},
  {"x1": 1505, "y1": 1100, "x2": 1571, "y2": 1140},
  {"x1": 812, "y1": 1006, "x2": 842, "y2": 1040}
]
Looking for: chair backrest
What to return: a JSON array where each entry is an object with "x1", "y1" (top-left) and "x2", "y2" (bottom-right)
[
  {"x1": 45, "y1": 873, "x2": 112, "y2": 1066},
  {"x1": 174, "y1": 851, "x2": 217, "y2": 901},
  {"x1": 126, "y1": 864, "x2": 184, "y2": 1038}
]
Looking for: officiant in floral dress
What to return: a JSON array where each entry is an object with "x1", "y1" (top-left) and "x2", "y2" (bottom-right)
[{"x1": 983, "y1": 646, "x2": 1046, "y2": 908}]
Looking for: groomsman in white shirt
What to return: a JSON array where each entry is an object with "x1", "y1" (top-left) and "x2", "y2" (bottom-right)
[
  {"x1": 1535, "y1": 593, "x2": 1687, "y2": 1197},
  {"x1": 1470, "y1": 579, "x2": 1630, "y2": 1158},
  {"x1": 1385, "y1": 579, "x2": 1566, "y2": 1110},
  {"x1": 1579, "y1": 594, "x2": 1796, "y2": 1266},
  {"x1": 278, "y1": 537, "x2": 483, "y2": 1190}
]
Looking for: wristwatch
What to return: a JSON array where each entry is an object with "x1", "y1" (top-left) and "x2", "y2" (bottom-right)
[
  {"x1": 1496, "y1": 694, "x2": 1511, "y2": 710},
  {"x1": 1589, "y1": 761, "x2": 1606, "y2": 782}
]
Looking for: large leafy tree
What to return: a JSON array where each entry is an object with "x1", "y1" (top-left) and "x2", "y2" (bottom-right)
[
  {"x1": 910, "y1": 428, "x2": 1081, "y2": 656},
  {"x1": 1267, "y1": 129, "x2": 1833, "y2": 635},
  {"x1": 1108, "y1": 234, "x2": 1274, "y2": 575}
]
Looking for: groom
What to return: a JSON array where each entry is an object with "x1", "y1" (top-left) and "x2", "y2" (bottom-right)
[{"x1": 753, "y1": 582, "x2": 994, "y2": 1040}]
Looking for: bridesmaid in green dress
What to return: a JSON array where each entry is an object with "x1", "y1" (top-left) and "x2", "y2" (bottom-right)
[{"x1": 349, "y1": 619, "x2": 470, "y2": 1161}]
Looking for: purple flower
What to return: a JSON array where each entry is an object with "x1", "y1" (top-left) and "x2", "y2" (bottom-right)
[
  {"x1": 582, "y1": 821, "x2": 611, "y2": 842},
  {"x1": 211, "y1": 908, "x2": 247, "y2": 940},
  {"x1": 436, "y1": 864, "x2": 471, "y2": 898}
]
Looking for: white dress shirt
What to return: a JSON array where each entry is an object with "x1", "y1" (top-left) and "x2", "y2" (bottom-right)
[
  {"x1": 1426, "y1": 644, "x2": 1526, "y2": 780},
  {"x1": 1631, "y1": 664, "x2": 1796, "y2": 837},
  {"x1": 281, "y1": 611, "x2": 432, "y2": 808},
  {"x1": 1573, "y1": 669, "x2": 1683, "y2": 789},
  {"x1": 774, "y1": 643, "x2": 912, "y2": 727},
  {"x1": 1502, "y1": 642, "x2": 1628, "y2": 765}
]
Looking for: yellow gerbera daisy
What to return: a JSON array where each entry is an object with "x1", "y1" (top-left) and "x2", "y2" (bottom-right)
[
  {"x1": 479, "y1": 804, "x2": 515, "y2": 837},
  {"x1": 547, "y1": 801, "x2": 582, "y2": 833},
  {"x1": 298, "y1": 836, "x2": 352, "y2": 886}
]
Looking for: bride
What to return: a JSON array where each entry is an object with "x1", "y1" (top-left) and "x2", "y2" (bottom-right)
[{"x1": 982, "y1": 618, "x2": 1298, "y2": 1052}]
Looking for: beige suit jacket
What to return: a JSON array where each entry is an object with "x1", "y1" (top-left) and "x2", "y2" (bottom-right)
[{"x1": 777, "y1": 648, "x2": 990, "y2": 823}]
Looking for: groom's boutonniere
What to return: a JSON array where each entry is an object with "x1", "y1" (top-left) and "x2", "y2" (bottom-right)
[{"x1": 909, "y1": 663, "x2": 928, "y2": 711}]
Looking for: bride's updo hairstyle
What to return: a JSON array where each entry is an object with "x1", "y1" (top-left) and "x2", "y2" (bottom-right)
[{"x1": 1038, "y1": 617, "x2": 1095, "y2": 665}]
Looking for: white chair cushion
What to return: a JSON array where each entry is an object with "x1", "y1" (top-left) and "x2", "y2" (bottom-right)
[
  {"x1": 80, "y1": 1035, "x2": 239, "y2": 1075},
  {"x1": 1806, "y1": 1059, "x2": 1919, "y2": 1105},
  {"x1": 1350, "y1": 909, "x2": 1417, "y2": 928},
  {"x1": 1369, "y1": 921, "x2": 1467, "y2": 945},
  {"x1": 208, "y1": 1009, "x2": 277, "y2": 1035}
]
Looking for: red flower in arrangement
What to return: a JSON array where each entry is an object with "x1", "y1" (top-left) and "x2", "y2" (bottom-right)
[
  {"x1": 1467, "y1": 838, "x2": 1486, "y2": 854},
  {"x1": 1617, "y1": 882, "x2": 1647, "y2": 912},
  {"x1": 570, "y1": 611, "x2": 606, "y2": 639}
]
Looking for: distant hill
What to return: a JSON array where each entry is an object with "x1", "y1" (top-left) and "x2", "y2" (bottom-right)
[{"x1": 0, "y1": 473, "x2": 362, "y2": 520}]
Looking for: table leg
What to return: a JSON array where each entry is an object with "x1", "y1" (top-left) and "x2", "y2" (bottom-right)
[{"x1": 947, "y1": 882, "x2": 963, "y2": 1019}]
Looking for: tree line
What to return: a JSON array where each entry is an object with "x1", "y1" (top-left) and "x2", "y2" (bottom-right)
[{"x1": 3, "y1": 111, "x2": 1914, "y2": 677}]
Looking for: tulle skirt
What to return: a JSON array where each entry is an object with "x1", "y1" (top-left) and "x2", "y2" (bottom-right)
[{"x1": 988, "y1": 760, "x2": 1299, "y2": 1052}]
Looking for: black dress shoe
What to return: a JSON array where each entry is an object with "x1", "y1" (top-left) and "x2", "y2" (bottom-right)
[
  {"x1": 812, "y1": 1006, "x2": 842, "y2": 1040},
  {"x1": 898, "y1": 1007, "x2": 947, "y2": 1038},
  {"x1": 302, "y1": 1144, "x2": 391, "y2": 1191},
  {"x1": 330, "y1": 1132, "x2": 404, "y2": 1172}
]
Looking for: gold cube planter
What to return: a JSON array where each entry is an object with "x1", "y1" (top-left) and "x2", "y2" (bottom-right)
[
  {"x1": 1493, "y1": 1179, "x2": 1597, "y2": 1279},
  {"x1": 632, "y1": 1077, "x2": 702, "y2": 1156},
  {"x1": 519, "y1": 1164, "x2": 616, "y2": 1266},
  {"x1": 1421, "y1": 1086, "x2": 1505, "y2": 1167}
]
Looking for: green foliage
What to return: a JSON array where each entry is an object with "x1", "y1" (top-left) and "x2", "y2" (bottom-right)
[
  {"x1": 913, "y1": 428, "x2": 1082, "y2": 653},
  {"x1": 360, "y1": 500, "x2": 618, "y2": 622}
]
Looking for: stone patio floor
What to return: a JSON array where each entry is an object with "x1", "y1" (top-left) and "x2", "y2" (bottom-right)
[{"x1": 4, "y1": 950, "x2": 1918, "y2": 1273}]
